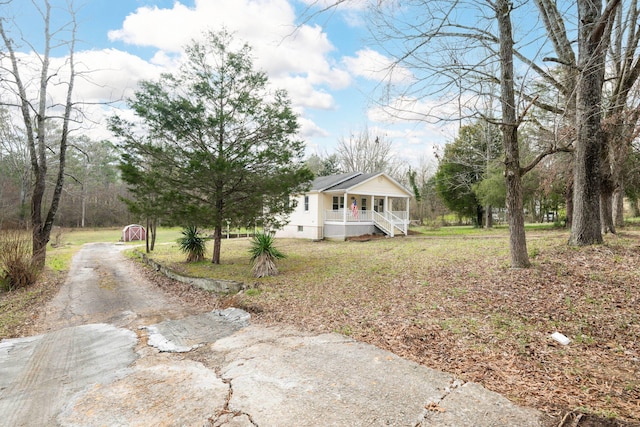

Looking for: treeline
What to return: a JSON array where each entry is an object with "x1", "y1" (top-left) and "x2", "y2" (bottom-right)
[{"x1": 0, "y1": 132, "x2": 132, "y2": 229}]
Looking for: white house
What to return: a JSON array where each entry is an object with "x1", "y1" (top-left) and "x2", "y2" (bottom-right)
[{"x1": 275, "y1": 172, "x2": 413, "y2": 240}]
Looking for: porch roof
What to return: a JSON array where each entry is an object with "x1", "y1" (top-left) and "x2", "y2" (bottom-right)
[{"x1": 311, "y1": 172, "x2": 361, "y2": 191}]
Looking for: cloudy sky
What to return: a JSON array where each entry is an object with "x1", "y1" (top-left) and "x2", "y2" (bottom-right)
[{"x1": 4, "y1": 0, "x2": 455, "y2": 168}]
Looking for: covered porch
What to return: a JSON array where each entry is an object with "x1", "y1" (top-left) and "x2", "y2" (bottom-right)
[{"x1": 323, "y1": 193, "x2": 410, "y2": 239}]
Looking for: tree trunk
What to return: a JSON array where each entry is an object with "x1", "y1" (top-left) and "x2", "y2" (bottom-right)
[
  {"x1": 150, "y1": 219, "x2": 157, "y2": 251},
  {"x1": 212, "y1": 225, "x2": 222, "y2": 264},
  {"x1": 145, "y1": 217, "x2": 150, "y2": 254},
  {"x1": 599, "y1": 129, "x2": 617, "y2": 234},
  {"x1": 497, "y1": 0, "x2": 530, "y2": 268},
  {"x1": 630, "y1": 198, "x2": 640, "y2": 218},
  {"x1": 565, "y1": 182, "x2": 573, "y2": 228},
  {"x1": 30, "y1": 160, "x2": 48, "y2": 269},
  {"x1": 600, "y1": 184, "x2": 616, "y2": 234},
  {"x1": 569, "y1": 0, "x2": 606, "y2": 246},
  {"x1": 476, "y1": 205, "x2": 483, "y2": 228},
  {"x1": 485, "y1": 204, "x2": 493, "y2": 229},
  {"x1": 613, "y1": 180, "x2": 624, "y2": 227}
]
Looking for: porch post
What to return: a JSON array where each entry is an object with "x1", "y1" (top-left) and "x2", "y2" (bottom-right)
[
  {"x1": 406, "y1": 196, "x2": 410, "y2": 220},
  {"x1": 385, "y1": 196, "x2": 389, "y2": 217},
  {"x1": 370, "y1": 195, "x2": 375, "y2": 214},
  {"x1": 343, "y1": 192, "x2": 348, "y2": 222},
  {"x1": 406, "y1": 196, "x2": 410, "y2": 234}
]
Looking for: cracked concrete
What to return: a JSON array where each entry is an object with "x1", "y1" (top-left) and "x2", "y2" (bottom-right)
[
  {"x1": 145, "y1": 308, "x2": 250, "y2": 352},
  {"x1": 199, "y1": 324, "x2": 549, "y2": 427},
  {"x1": 57, "y1": 359, "x2": 229, "y2": 426}
]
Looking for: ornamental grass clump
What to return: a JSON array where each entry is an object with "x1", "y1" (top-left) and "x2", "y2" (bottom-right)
[
  {"x1": 249, "y1": 232, "x2": 286, "y2": 278},
  {"x1": 0, "y1": 230, "x2": 39, "y2": 291},
  {"x1": 177, "y1": 226, "x2": 206, "y2": 263}
]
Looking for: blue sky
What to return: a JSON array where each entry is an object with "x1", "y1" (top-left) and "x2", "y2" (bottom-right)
[{"x1": 3, "y1": 0, "x2": 458, "y2": 169}]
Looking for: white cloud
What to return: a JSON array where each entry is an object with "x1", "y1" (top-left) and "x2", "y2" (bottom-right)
[
  {"x1": 364, "y1": 97, "x2": 462, "y2": 166},
  {"x1": 367, "y1": 95, "x2": 463, "y2": 124},
  {"x1": 298, "y1": 116, "x2": 331, "y2": 139},
  {"x1": 343, "y1": 48, "x2": 413, "y2": 84},
  {"x1": 297, "y1": 0, "x2": 369, "y2": 11},
  {"x1": 107, "y1": 2, "x2": 199, "y2": 52},
  {"x1": 74, "y1": 49, "x2": 165, "y2": 102},
  {"x1": 106, "y1": 0, "x2": 351, "y2": 115},
  {"x1": 107, "y1": 1, "x2": 337, "y2": 80},
  {"x1": 276, "y1": 76, "x2": 336, "y2": 110}
]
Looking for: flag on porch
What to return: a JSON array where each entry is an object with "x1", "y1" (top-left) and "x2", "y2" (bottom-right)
[{"x1": 351, "y1": 198, "x2": 358, "y2": 217}]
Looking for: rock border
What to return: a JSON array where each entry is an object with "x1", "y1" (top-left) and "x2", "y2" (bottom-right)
[{"x1": 137, "y1": 252, "x2": 245, "y2": 294}]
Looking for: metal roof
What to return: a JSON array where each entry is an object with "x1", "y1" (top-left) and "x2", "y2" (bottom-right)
[
  {"x1": 310, "y1": 172, "x2": 362, "y2": 191},
  {"x1": 321, "y1": 172, "x2": 378, "y2": 191}
]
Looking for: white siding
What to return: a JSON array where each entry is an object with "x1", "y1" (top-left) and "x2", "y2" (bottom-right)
[{"x1": 275, "y1": 193, "x2": 323, "y2": 239}]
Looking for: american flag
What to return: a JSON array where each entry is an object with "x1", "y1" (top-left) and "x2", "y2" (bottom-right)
[{"x1": 351, "y1": 199, "x2": 358, "y2": 217}]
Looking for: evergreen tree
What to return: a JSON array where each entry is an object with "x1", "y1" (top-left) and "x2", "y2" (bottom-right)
[{"x1": 110, "y1": 30, "x2": 313, "y2": 263}]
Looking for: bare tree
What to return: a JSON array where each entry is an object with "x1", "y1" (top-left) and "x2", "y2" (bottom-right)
[
  {"x1": 0, "y1": 0, "x2": 78, "y2": 268},
  {"x1": 365, "y1": 0, "x2": 572, "y2": 267},
  {"x1": 569, "y1": 0, "x2": 620, "y2": 244},
  {"x1": 533, "y1": 0, "x2": 624, "y2": 244},
  {"x1": 0, "y1": 108, "x2": 31, "y2": 226},
  {"x1": 335, "y1": 126, "x2": 404, "y2": 178},
  {"x1": 600, "y1": 0, "x2": 640, "y2": 231},
  {"x1": 494, "y1": 0, "x2": 530, "y2": 266}
]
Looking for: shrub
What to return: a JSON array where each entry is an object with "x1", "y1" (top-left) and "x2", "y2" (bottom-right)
[
  {"x1": 0, "y1": 230, "x2": 39, "y2": 291},
  {"x1": 249, "y1": 232, "x2": 286, "y2": 278},
  {"x1": 177, "y1": 225, "x2": 206, "y2": 263}
]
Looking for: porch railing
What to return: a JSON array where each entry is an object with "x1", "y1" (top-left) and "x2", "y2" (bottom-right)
[
  {"x1": 324, "y1": 209, "x2": 368, "y2": 222},
  {"x1": 372, "y1": 211, "x2": 394, "y2": 236},
  {"x1": 324, "y1": 209, "x2": 409, "y2": 235}
]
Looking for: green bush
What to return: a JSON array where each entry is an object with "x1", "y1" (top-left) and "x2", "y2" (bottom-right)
[
  {"x1": 249, "y1": 232, "x2": 286, "y2": 278},
  {"x1": 0, "y1": 230, "x2": 39, "y2": 291},
  {"x1": 177, "y1": 225, "x2": 206, "y2": 263}
]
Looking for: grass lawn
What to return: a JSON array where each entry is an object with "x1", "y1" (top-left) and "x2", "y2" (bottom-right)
[{"x1": 143, "y1": 226, "x2": 640, "y2": 422}]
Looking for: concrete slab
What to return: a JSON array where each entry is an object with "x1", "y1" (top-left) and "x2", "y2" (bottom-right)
[
  {"x1": 420, "y1": 381, "x2": 544, "y2": 427},
  {"x1": 209, "y1": 324, "x2": 549, "y2": 427},
  {"x1": 0, "y1": 324, "x2": 137, "y2": 426},
  {"x1": 145, "y1": 308, "x2": 250, "y2": 352},
  {"x1": 58, "y1": 359, "x2": 229, "y2": 426}
]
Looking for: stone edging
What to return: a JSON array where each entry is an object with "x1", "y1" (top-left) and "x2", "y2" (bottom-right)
[{"x1": 137, "y1": 252, "x2": 245, "y2": 294}]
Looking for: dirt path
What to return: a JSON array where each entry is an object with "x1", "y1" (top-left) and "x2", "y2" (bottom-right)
[{"x1": 38, "y1": 243, "x2": 197, "y2": 332}]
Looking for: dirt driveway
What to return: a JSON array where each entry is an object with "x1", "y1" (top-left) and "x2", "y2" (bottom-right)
[
  {"x1": 0, "y1": 243, "x2": 217, "y2": 426},
  {"x1": 38, "y1": 242, "x2": 199, "y2": 331},
  {"x1": 0, "y1": 243, "x2": 550, "y2": 427}
]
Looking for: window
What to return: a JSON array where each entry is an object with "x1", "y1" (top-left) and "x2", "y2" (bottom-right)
[
  {"x1": 297, "y1": 226, "x2": 304, "y2": 232},
  {"x1": 332, "y1": 196, "x2": 344, "y2": 210},
  {"x1": 361, "y1": 198, "x2": 367, "y2": 211},
  {"x1": 304, "y1": 195, "x2": 309, "y2": 211}
]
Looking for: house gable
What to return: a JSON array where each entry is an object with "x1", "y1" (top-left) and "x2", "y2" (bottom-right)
[
  {"x1": 347, "y1": 174, "x2": 412, "y2": 197},
  {"x1": 319, "y1": 172, "x2": 411, "y2": 198}
]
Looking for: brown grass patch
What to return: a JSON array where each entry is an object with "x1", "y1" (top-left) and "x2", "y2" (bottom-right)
[
  {"x1": 155, "y1": 228, "x2": 640, "y2": 423},
  {"x1": 0, "y1": 268, "x2": 65, "y2": 339}
]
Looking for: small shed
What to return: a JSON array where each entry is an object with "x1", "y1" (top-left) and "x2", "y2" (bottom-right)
[{"x1": 122, "y1": 224, "x2": 146, "y2": 242}]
